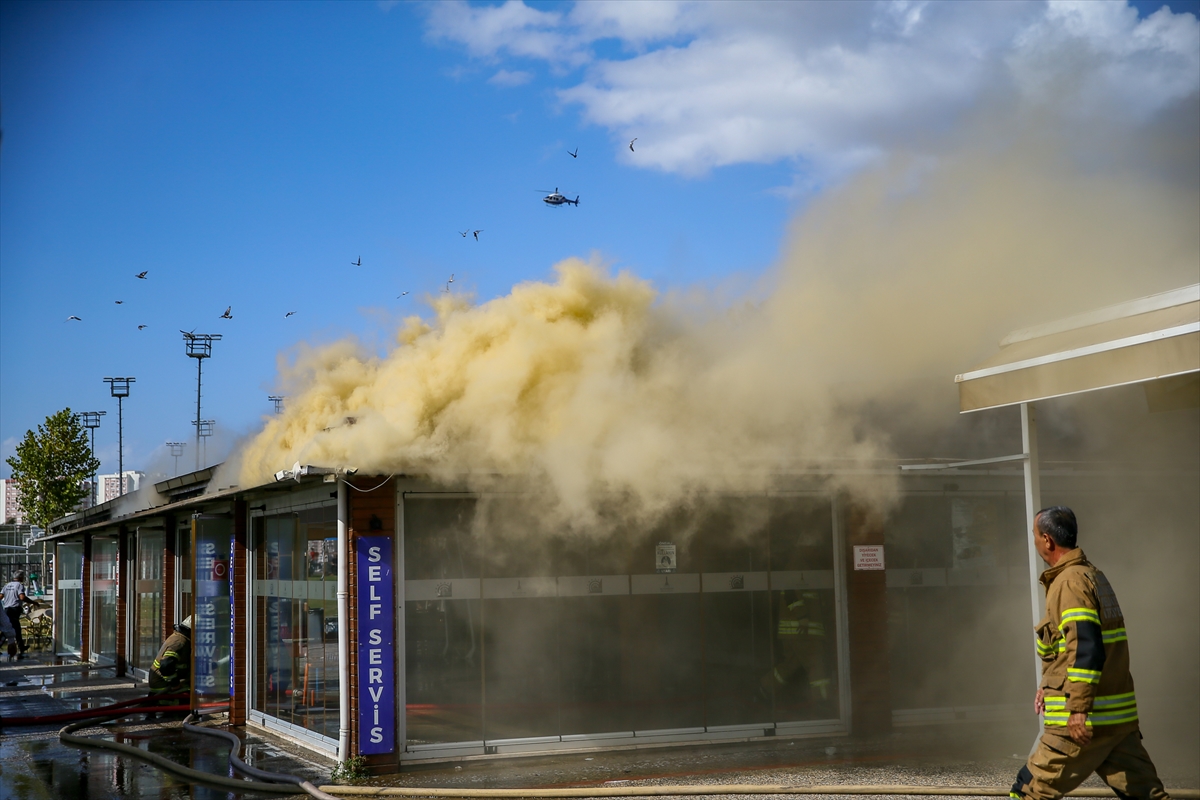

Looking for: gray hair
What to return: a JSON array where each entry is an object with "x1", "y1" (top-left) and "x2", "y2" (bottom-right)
[{"x1": 1036, "y1": 506, "x2": 1078, "y2": 549}]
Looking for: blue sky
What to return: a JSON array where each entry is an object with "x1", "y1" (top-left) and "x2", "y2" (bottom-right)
[{"x1": 2, "y1": 0, "x2": 1197, "y2": 480}]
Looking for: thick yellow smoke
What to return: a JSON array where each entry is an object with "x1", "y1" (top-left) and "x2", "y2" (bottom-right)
[
  {"x1": 237, "y1": 99, "x2": 1198, "y2": 531},
  {"x1": 237, "y1": 261, "x2": 895, "y2": 524}
]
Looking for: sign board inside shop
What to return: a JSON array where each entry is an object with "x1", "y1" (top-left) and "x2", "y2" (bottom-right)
[
  {"x1": 853, "y1": 544, "x2": 885, "y2": 571},
  {"x1": 356, "y1": 536, "x2": 395, "y2": 754}
]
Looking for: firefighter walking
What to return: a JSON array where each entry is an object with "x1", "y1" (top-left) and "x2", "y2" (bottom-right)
[
  {"x1": 1011, "y1": 507, "x2": 1167, "y2": 800},
  {"x1": 149, "y1": 616, "x2": 192, "y2": 701}
]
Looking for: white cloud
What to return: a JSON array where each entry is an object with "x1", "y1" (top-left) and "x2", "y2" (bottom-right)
[
  {"x1": 424, "y1": 1, "x2": 1200, "y2": 177},
  {"x1": 488, "y1": 68, "x2": 533, "y2": 87}
]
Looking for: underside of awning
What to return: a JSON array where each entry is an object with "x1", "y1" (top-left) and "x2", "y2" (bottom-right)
[{"x1": 956, "y1": 285, "x2": 1200, "y2": 413}]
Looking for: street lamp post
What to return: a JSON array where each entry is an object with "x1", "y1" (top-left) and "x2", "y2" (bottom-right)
[
  {"x1": 103, "y1": 377, "x2": 135, "y2": 497},
  {"x1": 76, "y1": 411, "x2": 106, "y2": 506},
  {"x1": 183, "y1": 333, "x2": 221, "y2": 471}
]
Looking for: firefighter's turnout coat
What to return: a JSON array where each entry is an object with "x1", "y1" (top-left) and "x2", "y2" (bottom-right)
[
  {"x1": 149, "y1": 629, "x2": 191, "y2": 696},
  {"x1": 1036, "y1": 548, "x2": 1138, "y2": 733}
]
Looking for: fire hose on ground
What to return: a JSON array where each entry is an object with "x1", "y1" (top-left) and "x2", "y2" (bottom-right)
[{"x1": 312, "y1": 787, "x2": 1200, "y2": 798}]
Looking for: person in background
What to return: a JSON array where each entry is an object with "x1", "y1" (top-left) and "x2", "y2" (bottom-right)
[{"x1": 1, "y1": 570, "x2": 40, "y2": 659}]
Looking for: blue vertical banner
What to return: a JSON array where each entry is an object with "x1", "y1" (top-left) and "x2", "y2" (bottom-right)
[
  {"x1": 193, "y1": 518, "x2": 232, "y2": 703},
  {"x1": 356, "y1": 536, "x2": 395, "y2": 755}
]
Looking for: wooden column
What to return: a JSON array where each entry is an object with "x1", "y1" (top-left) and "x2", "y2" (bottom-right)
[
  {"x1": 346, "y1": 476, "x2": 397, "y2": 773},
  {"x1": 845, "y1": 505, "x2": 892, "y2": 735},
  {"x1": 230, "y1": 500, "x2": 249, "y2": 725}
]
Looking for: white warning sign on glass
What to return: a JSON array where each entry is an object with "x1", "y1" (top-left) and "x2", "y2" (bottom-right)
[
  {"x1": 655, "y1": 542, "x2": 677, "y2": 573},
  {"x1": 853, "y1": 544, "x2": 885, "y2": 571}
]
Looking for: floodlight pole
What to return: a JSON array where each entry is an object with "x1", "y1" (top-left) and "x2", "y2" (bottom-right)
[
  {"x1": 268, "y1": 395, "x2": 285, "y2": 415},
  {"x1": 167, "y1": 442, "x2": 186, "y2": 476},
  {"x1": 183, "y1": 333, "x2": 222, "y2": 470},
  {"x1": 103, "y1": 378, "x2": 135, "y2": 496},
  {"x1": 76, "y1": 411, "x2": 106, "y2": 506},
  {"x1": 196, "y1": 420, "x2": 215, "y2": 470}
]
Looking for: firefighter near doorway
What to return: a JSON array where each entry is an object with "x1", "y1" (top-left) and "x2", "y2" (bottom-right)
[
  {"x1": 149, "y1": 615, "x2": 192, "y2": 704},
  {"x1": 761, "y1": 589, "x2": 831, "y2": 710}
]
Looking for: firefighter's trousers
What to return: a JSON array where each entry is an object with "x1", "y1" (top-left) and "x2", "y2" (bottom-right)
[{"x1": 1011, "y1": 728, "x2": 1168, "y2": 800}]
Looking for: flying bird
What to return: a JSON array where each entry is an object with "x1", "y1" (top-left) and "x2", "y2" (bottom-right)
[
  {"x1": 473, "y1": 230, "x2": 483, "y2": 241},
  {"x1": 219, "y1": 306, "x2": 233, "y2": 319},
  {"x1": 397, "y1": 291, "x2": 409, "y2": 298},
  {"x1": 66, "y1": 315, "x2": 82, "y2": 322},
  {"x1": 135, "y1": 271, "x2": 148, "y2": 279},
  {"x1": 138, "y1": 325, "x2": 148, "y2": 330},
  {"x1": 568, "y1": 148, "x2": 578, "y2": 158},
  {"x1": 459, "y1": 230, "x2": 469, "y2": 238},
  {"x1": 180, "y1": 329, "x2": 196, "y2": 339},
  {"x1": 629, "y1": 138, "x2": 637, "y2": 152},
  {"x1": 115, "y1": 300, "x2": 124, "y2": 305},
  {"x1": 448, "y1": 273, "x2": 455, "y2": 284},
  {"x1": 352, "y1": 257, "x2": 361, "y2": 266},
  {"x1": 285, "y1": 311, "x2": 296, "y2": 318}
]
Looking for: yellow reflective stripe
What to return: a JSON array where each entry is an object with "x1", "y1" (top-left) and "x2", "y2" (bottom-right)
[
  {"x1": 773, "y1": 668, "x2": 786, "y2": 685},
  {"x1": 1102, "y1": 628, "x2": 1128, "y2": 643},
  {"x1": 787, "y1": 601, "x2": 805, "y2": 611},
  {"x1": 1067, "y1": 667, "x2": 1102, "y2": 684},
  {"x1": 807, "y1": 622, "x2": 825, "y2": 636},
  {"x1": 1044, "y1": 696, "x2": 1139, "y2": 724},
  {"x1": 1035, "y1": 637, "x2": 1055, "y2": 656},
  {"x1": 1093, "y1": 691, "x2": 1136, "y2": 708},
  {"x1": 1060, "y1": 607, "x2": 1101, "y2": 626}
]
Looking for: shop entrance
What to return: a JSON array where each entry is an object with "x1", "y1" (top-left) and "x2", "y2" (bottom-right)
[
  {"x1": 131, "y1": 527, "x2": 165, "y2": 677},
  {"x1": 55, "y1": 541, "x2": 83, "y2": 655}
]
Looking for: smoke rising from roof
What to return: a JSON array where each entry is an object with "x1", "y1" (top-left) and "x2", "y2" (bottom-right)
[{"x1": 233, "y1": 81, "x2": 1197, "y2": 534}]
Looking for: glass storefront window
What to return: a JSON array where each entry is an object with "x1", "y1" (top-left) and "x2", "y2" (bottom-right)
[
  {"x1": 404, "y1": 498, "x2": 482, "y2": 747},
  {"x1": 90, "y1": 537, "x2": 118, "y2": 662},
  {"x1": 765, "y1": 496, "x2": 839, "y2": 724},
  {"x1": 252, "y1": 505, "x2": 339, "y2": 743},
  {"x1": 403, "y1": 493, "x2": 843, "y2": 751},
  {"x1": 133, "y1": 529, "x2": 165, "y2": 672},
  {"x1": 55, "y1": 542, "x2": 84, "y2": 655},
  {"x1": 885, "y1": 494, "x2": 1028, "y2": 711}
]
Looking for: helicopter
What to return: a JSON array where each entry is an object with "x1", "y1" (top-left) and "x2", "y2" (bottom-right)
[{"x1": 538, "y1": 188, "x2": 579, "y2": 207}]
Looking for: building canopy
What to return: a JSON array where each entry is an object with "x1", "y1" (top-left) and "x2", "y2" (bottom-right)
[{"x1": 956, "y1": 284, "x2": 1199, "y2": 413}]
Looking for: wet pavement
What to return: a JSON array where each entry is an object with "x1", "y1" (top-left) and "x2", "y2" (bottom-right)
[
  {"x1": 1, "y1": 651, "x2": 331, "y2": 799},
  {"x1": 2, "y1": 651, "x2": 1196, "y2": 799}
]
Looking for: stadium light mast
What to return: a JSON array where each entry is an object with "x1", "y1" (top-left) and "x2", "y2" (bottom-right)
[
  {"x1": 196, "y1": 420, "x2": 215, "y2": 470},
  {"x1": 183, "y1": 333, "x2": 221, "y2": 470},
  {"x1": 166, "y1": 441, "x2": 186, "y2": 476},
  {"x1": 102, "y1": 377, "x2": 135, "y2": 496},
  {"x1": 268, "y1": 395, "x2": 285, "y2": 414},
  {"x1": 76, "y1": 411, "x2": 106, "y2": 506}
]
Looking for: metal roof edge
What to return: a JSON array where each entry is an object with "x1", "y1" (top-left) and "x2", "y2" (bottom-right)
[{"x1": 999, "y1": 284, "x2": 1199, "y2": 347}]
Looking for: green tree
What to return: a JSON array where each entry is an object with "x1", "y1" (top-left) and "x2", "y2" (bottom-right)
[{"x1": 5, "y1": 408, "x2": 100, "y2": 530}]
